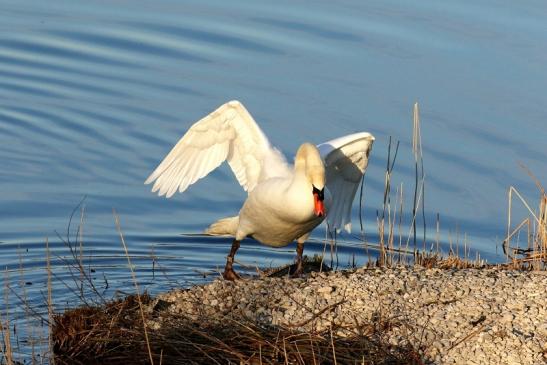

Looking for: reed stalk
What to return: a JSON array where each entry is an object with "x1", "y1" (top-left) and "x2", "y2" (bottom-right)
[
  {"x1": 1, "y1": 270, "x2": 13, "y2": 365},
  {"x1": 47, "y1": 238, "x2": 54, "y2": 365},
  {"x1": 113, "y1": 209, "x2": 154, "y2": 365},
  {"x1": 503, "y1": 179, "x2": 546, "y2": 269}
]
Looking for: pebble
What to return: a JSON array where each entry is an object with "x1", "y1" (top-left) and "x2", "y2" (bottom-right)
[
  {"x1": 147, "y1": 267, "x2": 546, "y2": 365},
  {"x1": 317, "y1": 286, "x2": 333, "y2": 294}
]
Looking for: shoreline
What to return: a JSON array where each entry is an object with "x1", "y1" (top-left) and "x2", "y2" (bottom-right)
[{"x1": 53, "y1": 265, "x2": 546, "y2": 364}]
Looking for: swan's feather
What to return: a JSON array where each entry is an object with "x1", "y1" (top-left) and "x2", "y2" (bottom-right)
[
  {"x1": 318, "y1": 132, "x2": 375, "y2": 233},
  {"x1": 145, "y1": 100, "x2": 290, "y2": 197}
]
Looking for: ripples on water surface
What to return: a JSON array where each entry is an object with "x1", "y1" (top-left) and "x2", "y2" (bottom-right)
[{"x1": 1, "y1": 0, "x2": 546, "y2": 359}]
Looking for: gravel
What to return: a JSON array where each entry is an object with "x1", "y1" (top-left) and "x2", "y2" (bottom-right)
[{"x1": 146, "y1": 267, "x2": 547, "y2": 365}]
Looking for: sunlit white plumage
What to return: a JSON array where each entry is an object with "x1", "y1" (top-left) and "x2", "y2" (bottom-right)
[
  {"x1": 318, "y1": 132, "x2": 374, "y2": 233},
  {"x1": 145, "y1": 100, "x2": 374, "y2": 278},
  {"x1": 145, "y1": 100, "x2": 290, "y2": 197}
]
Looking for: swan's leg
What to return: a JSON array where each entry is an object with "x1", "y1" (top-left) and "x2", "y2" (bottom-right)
[
  {"x1": 292, "y1": 241, "x2": 305, "y2": 277},
  {"x1": 291, "y1": 232, "x2": 309, "y2": 277},
  {"x1": 223, "y1": 239, "x2": 241, "y2": 280}
]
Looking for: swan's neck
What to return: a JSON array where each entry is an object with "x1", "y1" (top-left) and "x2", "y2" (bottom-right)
[
  {"x1": 293, "y1": 143, "x2": 325, "y2": 190},
  {"x1": 293, "y1": 157, "x2": 307, "y2": 177},
  {"x1": 292, "y1": 162, "x2": 311, "y2": 189}
]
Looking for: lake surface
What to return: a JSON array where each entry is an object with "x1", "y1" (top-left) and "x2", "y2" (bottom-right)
[{"x1": 1, "y1": 0, "x2": 546, "y2": 359}]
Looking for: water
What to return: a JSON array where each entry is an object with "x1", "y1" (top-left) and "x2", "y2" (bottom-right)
[{"x1": 1, "y1": 0, "x2": 546, "y2": 359}]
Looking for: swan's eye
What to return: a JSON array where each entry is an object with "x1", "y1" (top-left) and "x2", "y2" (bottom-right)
[{"x1": 312, "y1": 186, "x2": 324, "y2": 201}]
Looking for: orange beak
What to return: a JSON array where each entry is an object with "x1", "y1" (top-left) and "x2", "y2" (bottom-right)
[{"x1": 313, "y1": 192, "x2": 325, "y2": 217}]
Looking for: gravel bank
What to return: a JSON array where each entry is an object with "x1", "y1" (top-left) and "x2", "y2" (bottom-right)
[{"x1": 147, "y1": 267, "x2": 546, "y2": 364}]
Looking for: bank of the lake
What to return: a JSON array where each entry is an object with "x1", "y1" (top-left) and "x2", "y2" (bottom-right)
[{"x1": 53, "y1": 266, "x2": 546, "y2": 364}]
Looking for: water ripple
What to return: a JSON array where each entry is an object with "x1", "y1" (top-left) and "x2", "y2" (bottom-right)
[
  {"x1": 127, "y1": 21, "x2": 284, "y2": 55},
  {"x1": 0, "y1": 39, "x2": 139, "y2": 68},
  {"x1": 0, "y1": 108, "x2": 72, "y2": 143},
  {"x1": 0, "y1": 80, "x2": 62, "y2": 98},
  {"x1": 48, "y1": 29, "x2": 210, "y2": 63},
  {"x1": 0, "y1": 69, "x2": 126, "y2": 98},
  {"x1": 0, "y1": 54, "x2": 200, "y2": 97},
  {"x1": 251, "y1": 17, "x2": 363, "y2": 42},
  {"x1": 7, "y1": 106, "x2": 131, "y2": 151}
]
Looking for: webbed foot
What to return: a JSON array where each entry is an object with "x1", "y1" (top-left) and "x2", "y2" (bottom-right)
[
  {"x1": 223, "y1": 267, "x2": 240, "y2": 281},
  {"x1": 290, "y1": 265, "x2": 303, "y2": 278}
]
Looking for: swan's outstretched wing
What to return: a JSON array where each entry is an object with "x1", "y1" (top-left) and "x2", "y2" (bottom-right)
[
  {"x1": 145, "y1": 100, "x2": 290, "y2": 197},
  {"x1": 317, "y1": 132, "x2": 375, "y2": 233}
]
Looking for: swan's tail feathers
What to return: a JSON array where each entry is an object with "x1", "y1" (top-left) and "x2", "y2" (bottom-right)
[{"x1": 204, "y1": 216, "x2": 239, "y2": 236}]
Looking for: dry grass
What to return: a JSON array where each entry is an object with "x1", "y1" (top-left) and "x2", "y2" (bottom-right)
[
  {"x1": 1, "y1": 271, "x2": 14, "y2": 365},
  {"x1": 371, "y1": 104, "x2": 546, "y2": 271},
  {"x1": 114, "y1": 209, "x2": 154, "y2": 364},
  {"x1": 413, "y1": 252, "x2": 484, "y2": 270},
  {"x1": 503, "y1": 166, "x2": 546, "y2": 270},
  {"x1": 52, "y1": 294, "x2": 151, "y2": 365},
  {"x1": 51, "y1": 293, "x2": 422, "y2": 365},
  {"x1": 374, "y1": 103, "x2": 429, "y2": 268}
]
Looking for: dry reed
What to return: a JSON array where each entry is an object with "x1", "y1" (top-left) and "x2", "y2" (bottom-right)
[
  {"x1": 503, "y1": 166, "x2": 546, "y2": 270},
  {"x1": 114, "y1": 209, "x2": 154, "y2": 365},
  {"x1": 51, "y1": 293, "x2": 421, "y2": 365},
  {"x1": 1, "y1": 271, "x2": 13, "y2": 365}
]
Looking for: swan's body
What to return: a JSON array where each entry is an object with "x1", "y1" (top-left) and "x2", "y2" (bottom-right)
[
  {"x1": 213, "y1": 143, "x2": 328, "y2": 247},
  {"x1": 145, "y1": 100, "x2": 374, "y2": 279}
]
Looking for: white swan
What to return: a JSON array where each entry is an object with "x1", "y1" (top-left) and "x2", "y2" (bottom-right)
[{"x1": 145, "y1": 100, "x2": 374, "y2": 279}]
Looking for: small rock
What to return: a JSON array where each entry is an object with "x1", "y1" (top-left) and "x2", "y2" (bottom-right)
[{"x1": 317, "y1": 286, "x2": 333, "y2": 294}]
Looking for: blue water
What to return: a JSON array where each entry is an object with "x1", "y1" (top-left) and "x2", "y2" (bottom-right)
[{"x1": 1, "y1": 0, "x2": 546, "y2": 359}]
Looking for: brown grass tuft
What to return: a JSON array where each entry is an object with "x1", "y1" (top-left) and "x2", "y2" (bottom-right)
[
  {"x1": 414, "y1": 252, "x2": 484, "y2": 270},
  {"x1": 503, "y1": 169, "x2": 546, "y2": 270},
  {"x1": 51, "y1": 293, "x2": 422, "y2": 365},
  {"x1": 52, "y1": 294, "x2": 152, "y2": 365}
]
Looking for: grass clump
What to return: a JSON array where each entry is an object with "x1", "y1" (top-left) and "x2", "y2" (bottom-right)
[
  {"x1": 53, "y1": 294, "x2": 152, "y2": 364},
  {"x1": 52, "y1": 293, "x2": 421, "y2": 365},
  {"x1": 503, "y1": 166, "x2": 546, "y2": 270}
]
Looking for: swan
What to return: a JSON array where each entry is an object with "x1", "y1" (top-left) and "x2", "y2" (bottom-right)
[{"x1": 145, "y1": 100, "x2": 374, "y2": 280}]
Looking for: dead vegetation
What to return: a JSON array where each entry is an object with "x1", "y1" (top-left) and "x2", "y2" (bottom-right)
[
  {"x1": 502, "y1": 165, "x2": 547, "y2": 270},
  {"x1": 369, "y1": 103, "x2": 545, "y2": 271},
  {"x1": 52, "y1": 293, "x2": 422, "y2": 365}
]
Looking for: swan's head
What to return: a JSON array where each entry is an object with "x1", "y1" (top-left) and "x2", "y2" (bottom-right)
[{"x1": 295, "y1": 143, "x2": 326, "y2": 217}]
